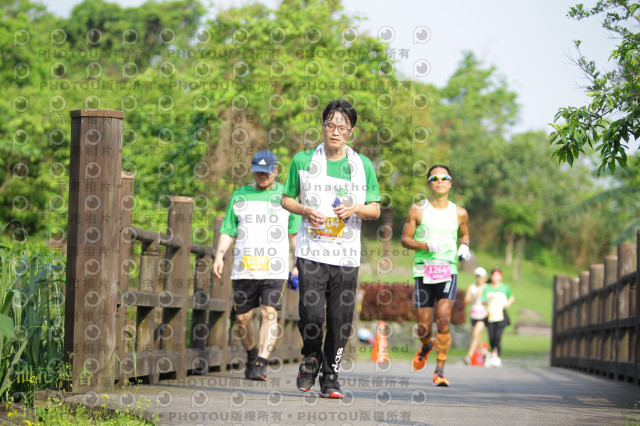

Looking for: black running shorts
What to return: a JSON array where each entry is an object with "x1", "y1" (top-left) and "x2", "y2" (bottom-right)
[
  {"x1": 413, "y1": 275, "x2": 458, "y2": 308},
  {"x1": 471, "y1": 318, "x2": 488, "y2": 327},
  {"x1": 232, "y1": 279, "x2": 286, "y2": 314}
]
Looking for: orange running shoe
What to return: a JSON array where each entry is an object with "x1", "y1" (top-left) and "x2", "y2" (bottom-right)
[
  {"x1": 432, "y1": 370, "x2": 450, "y2": 387},
  {"x1": 411, "y1": 336, "x2": 435, "y2": 371}
]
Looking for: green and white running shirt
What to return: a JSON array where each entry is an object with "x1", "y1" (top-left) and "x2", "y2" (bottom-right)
[
  {"x1": 283, "y1": 147, "x2": 381, "y2": 267},
  {"x1": 482, "y1": 283, "x2": 513, "y2": 323},
  {"x1": 220, "y1": 183, "x2": 301, "y2": 280},
  {"x1": 412, "y1": 200, "x2": 459, "y2": 278}
]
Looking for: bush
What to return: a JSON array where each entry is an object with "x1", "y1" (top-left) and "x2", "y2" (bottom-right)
[
  {"x1": 360, "y1": 283, "x2": 414, "y2": 323},
  {"x1": 360, "y1": 282, "x2": 466, "y2": 324}
]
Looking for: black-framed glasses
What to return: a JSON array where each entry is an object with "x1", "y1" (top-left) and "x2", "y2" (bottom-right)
[
  {"x1": 428, "y1": 174, "x2": 451, "y2": 182},
  {"x1": 323, "y1": 122, "x2": 352, "y2": 135}
]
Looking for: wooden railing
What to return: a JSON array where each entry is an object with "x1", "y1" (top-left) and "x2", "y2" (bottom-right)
[
  {"x1": 64, "y1": 110, "x2": 301, "y2": 391},
  {"x1": 552, "y1": 230, "x2": 639, "y2": 385}
]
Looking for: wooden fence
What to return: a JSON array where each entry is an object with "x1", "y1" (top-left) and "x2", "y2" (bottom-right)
[
  {"x1": 551, "y1": 230, "x2": 639, "y2": 384},
  {"x1": 64, "y1": 110, "x2": 302, "y2": 391}
]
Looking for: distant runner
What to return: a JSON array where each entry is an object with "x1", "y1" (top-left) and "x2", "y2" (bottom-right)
[
  {"x1": 464, "y1": 267, "x2": 488, "y2": 365},
  {"x1": 483, "y1": 267, "x2": 515, "y2": 367},
  {"x1": 401, "y1": 164, "x2": 470, "y2": 386}
]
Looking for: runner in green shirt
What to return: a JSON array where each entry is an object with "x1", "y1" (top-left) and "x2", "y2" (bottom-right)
[
  {"x1": 281, "y1": 99, "x2": 381, "y2": 399},
  {"x1": 213, "y1": 150, "x2": 301, "y2": 381},
  {"x1": 482, "y1": 267, "x2": 515, "y2": 367}
]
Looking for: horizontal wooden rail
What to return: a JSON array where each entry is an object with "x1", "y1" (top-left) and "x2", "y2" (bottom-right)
[
  {"x1": 190, "y1": 243, "x2": 215, "y2": 258},
  {"x1": 129, "y1": 225, "x2": 215, "y2": 257},
  {"x1": 130, "y1": 226, "x2": 183, "y2": 249}
]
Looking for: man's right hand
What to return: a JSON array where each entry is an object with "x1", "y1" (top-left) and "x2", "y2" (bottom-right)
[
  {"x1": 305, "y1": 207, "x2": 325, "y2": 228},
  {"x1": 213, "y1": 256, "x2": 224, "y2": 279},
  {"x1": 426, "y1": 239, "x2": 442, "y2": 253}
]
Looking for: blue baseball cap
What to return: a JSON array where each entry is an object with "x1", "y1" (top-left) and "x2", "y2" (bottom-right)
[{"x1": 251, "y1": 150, "x2": 277, "y2": 173}]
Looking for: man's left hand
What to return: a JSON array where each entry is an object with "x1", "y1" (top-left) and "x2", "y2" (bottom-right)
[{"x1": 334, "y1": 202, "x2": 358, "y2": 221}]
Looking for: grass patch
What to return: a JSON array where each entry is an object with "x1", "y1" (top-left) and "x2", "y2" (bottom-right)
[
  {"x1": 0, "y1": 241, "x2": 67, "y2": 405},
  {"x1": 499, "y1": 333, "x2": 551, "y2": 359},
  {"x1": 5, "y1": 400, "x2": 156, "y2": 425}
]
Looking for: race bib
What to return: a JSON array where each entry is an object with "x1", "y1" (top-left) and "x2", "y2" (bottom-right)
[
  {"x1": 488, "y1": 306, "x2": 504, "y2": 322},
  {"x1": 308, "y1": 216, "x2": 345, "y2": 242},
  {"x1": 471, "y1": 305, "x2": 487, "y2": 319},
  {"x1": 242, "y1": 256, "x2": 269, "y2": 272},
  {"x1": 487, "y1": 297, "x2": 505, "y2": 322},
  {"x1": 423, "y1": 260, "x2": 452, "y2": 284}
]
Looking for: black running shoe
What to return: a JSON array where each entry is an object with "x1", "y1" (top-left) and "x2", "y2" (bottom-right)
[
  {"x1": 244, "y1": 360, "x2": 255, "y2": 379},
  {"x1": 296, "y1": 355, "x2": 320, "y2": 391},
  {"x1": 319, "y1": 373, "x2": 343, "y2": 399},
  {"x1": 251, "y1": 360, "x2": 267, "y2": 381}
]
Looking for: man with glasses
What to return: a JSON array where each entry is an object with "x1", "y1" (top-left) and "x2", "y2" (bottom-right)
[
  {"x1": 400, "y1": 164, "x2": 470, "y2": 386},
  {"x1": 281, "y1": 99, "x2": 381, "y2": 398}
]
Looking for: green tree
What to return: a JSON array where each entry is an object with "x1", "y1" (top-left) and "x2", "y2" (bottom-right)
[
  {"x1": 549, "y1": 0, "x2": 640, "y2": 174},
  {"x1": 493, "y1": 132, "x2": 557, "y2": 281},
  {"x1": 567, "y1": 156, "x2": 640, "y2": 244},
  {"x1": 201, "y1": 0, "x2": 435, "y2": 223},
  {"x1": 432, "y1": 52, "x2": 520, "y2": 216},
  {"x1": 2, "y1": 0, "x2": 438, "y2": 244}
]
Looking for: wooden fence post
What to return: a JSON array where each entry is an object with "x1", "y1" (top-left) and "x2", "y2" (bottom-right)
[
  {"x1": 571, "y1": 277, "x2": 580, "y2": 359},
  {"x1": 618, "y1": 244, "x2": 636, "y2": 320},
  {"x1": 616, "y1": 244, "x2": 636, "y2": 380},
  {"x1": 552, "y1": 275, "x2": 563, "y2": 367},
  {"x1": 589, "y1": 264, "x2": 604, "y2": 373},
  {"x1": 190, "y1": 253, "x2": 211, "y2": 374},
  {"x1": 64, "y1": 110, "x2": 124, "y2": 392},
  {"x1": 159, "y1": 196, "x2": 193, "y2": 379},
  {"x1": 558, "y1": 275, "x2": 572, "y2": 363},
  {"x1": 578, "y1": 270, "x2": 590, "y2": 369},
  {"x1": 603, "y1": 255, "x2": 618, "y2": 377},
  {"x1": 579, "y1": 271, "x2": 590, "y2": 325},
  {"x1": 115, "y1": 171, "x2": 135, "y2": 385},
  {"x1": 208, "y1": 216, "x2": 232, "y2": 371},
  {"x1": 136, "y1": 237, "x2": 159, "y2": 382}
]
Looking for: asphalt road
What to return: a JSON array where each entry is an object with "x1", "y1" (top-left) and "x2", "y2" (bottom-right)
[{"x1": 69, "y1": 357, "x2": 640, "y2": 425}]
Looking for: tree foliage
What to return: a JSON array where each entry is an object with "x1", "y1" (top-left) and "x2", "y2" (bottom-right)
[
  {"x1": 0, "y1": 0, "x2": 631, "y2": 268},
  {"x1": 549, "y1": 0, "x2": 640, "y2": 175}
]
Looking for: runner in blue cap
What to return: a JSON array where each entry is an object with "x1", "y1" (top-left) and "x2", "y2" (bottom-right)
[{"x1": 214, "y1": 150, "x2": 301, "y2": 381}]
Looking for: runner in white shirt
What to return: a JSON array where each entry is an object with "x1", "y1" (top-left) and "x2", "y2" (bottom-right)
[
  {"x1": 463, "y1": 267, "x2": 488, "y2": 365},
  {"x1": 401, "y1": 165, "x2": 470, "y2": 386},
  {"x1": 281, "y1": 99, "x2": 381, "y2": 399},
  {"x1": 213, "y1": 150, "x2": 301, "y2": 381}
]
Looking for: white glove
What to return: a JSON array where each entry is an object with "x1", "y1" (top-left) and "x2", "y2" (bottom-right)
[
  {"x1": 457, "y1": 244, "x2": 471, "y2": 261},
  {"x1": 426, "y1": 239, "x2": 442, "y2": 253}
]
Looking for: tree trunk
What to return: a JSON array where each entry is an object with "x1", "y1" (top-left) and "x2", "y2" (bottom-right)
[
  {"x1": 513, "y1": 235, "x2": 526, "y2": 284},
  {"x1": 505, "y1": 231, "x2": 515, "y2": 266}
]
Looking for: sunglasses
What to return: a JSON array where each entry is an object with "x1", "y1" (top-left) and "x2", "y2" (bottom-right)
[{"x1": 428, "y1": 174, "x2": 451, "y2": 182}]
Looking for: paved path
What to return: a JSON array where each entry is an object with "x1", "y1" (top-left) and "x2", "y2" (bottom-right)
[{"x1": 78, "y1": 359, "x2": 639, "y2": 425}]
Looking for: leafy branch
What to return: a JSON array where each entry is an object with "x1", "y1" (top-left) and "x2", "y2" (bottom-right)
[{"x1": 549, "y1": 0, "x2": 640, "y2": 175}]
